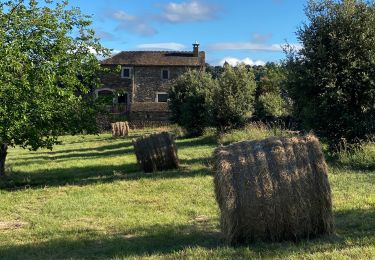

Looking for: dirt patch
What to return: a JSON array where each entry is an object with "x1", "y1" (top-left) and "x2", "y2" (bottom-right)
[
  {"x1": 190, "y1": 215, "x2": 210, "y2": 223},
  {"x1": 0, "y1": 221, "x2": 28, "y2": 230}
]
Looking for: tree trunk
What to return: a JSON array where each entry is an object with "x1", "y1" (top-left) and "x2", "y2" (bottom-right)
[{"x1": 0, "y1": 143, "x2": 8, "y2": 177}]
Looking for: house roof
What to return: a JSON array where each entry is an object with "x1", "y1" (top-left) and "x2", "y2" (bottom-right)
[{"x1": 100, "y1": 51, "x2": 205, "y2": 67}]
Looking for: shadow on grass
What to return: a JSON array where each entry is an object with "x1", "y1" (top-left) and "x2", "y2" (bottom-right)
[
  {"x1": 176, "y1": 135, "x2": 217, "y2": 149},
  {"x1": 13, "y1": 141, "x2": 134, "y2": 164},
  {"x1": 0, "y1": 208, "x2": 373, "y2": 259},
  {"x1": 0, "y1": 223, "x2": 222, "y2": 259},
  {"x1": 0, "y1": 165, "x2": 212, "y2": 191},
  {"x1": 326, "y1": 155, "x2": 375, "y2": 173}
]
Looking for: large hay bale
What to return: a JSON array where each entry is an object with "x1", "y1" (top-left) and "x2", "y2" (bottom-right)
[
  {"x1": 213, "y1": 135, "x2": 334, "y2": 245},
  {"x1": 133, "y1": 132, "x2": 179, "y2": 173},
  {"x1": 111, "y1": 122, "x2": 129, "y2": 137}
]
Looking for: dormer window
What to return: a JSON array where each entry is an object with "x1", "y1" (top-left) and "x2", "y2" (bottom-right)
[
  {"x1": 161, "y1": 69, "x2": 169, "y2": 80},
  {"x1": 121, "y1": 67, "x2": 131, "y2": 79}
]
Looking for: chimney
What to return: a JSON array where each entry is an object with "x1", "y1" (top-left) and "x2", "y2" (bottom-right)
[{"x1": 193, "y1": 41, "x2": 199, "y2": 57}]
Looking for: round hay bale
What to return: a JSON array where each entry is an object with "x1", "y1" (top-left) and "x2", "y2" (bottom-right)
[
  {"x1": 213, "y1": 135, "x2": 334, "y2": 245},
  {"x1": 111, "y1": 122, "x2": 129, "y2": 137},
  {"x1": 133, "y1": 132, "x2": 179, "y2": 173}
]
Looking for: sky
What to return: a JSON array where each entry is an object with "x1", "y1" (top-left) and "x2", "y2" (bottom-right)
[{"x1": 70, "y1": 0, "x2": 307, "y2": 66}]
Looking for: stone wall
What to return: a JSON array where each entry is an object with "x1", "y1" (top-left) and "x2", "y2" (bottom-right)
[
  {"x1": 129, "y1": 102, "x2": 171, "y2": 121},
  {"x1": 133, "y1": 66, "x2": 190, "y2": 102},
  {"x1": 100, "y1": 65, "x2": 133, "y2": 99}
]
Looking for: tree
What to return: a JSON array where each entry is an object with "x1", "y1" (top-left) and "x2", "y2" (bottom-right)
[
  {"x1": 255, "y1": 64, "x2": 291, "y2": 120},
  {"x1": 169, "y1": 70, "x2": 215, "y2": 136},
  {"x1": 212, "y1": 63, "x2": 257, "y2": 131},
  {"x1": 285, "y1": 0, "x2": 375, "y2": 148},
  {"x1": 0, "y1": 0, "x2": 110, "y2": 175},
  {"x1": 205, "y1": 63, "x2": 224, "y2": 79}
]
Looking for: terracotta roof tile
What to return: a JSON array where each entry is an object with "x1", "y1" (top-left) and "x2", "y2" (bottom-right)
[{"x1": 101, "y1": 51, "x2": 205, "y2": 66}]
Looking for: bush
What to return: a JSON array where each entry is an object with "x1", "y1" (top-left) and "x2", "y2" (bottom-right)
[
  {"x1": 169, "y1": 70, "x2": 215, "y2": 137},
  {"x1": 212, "y1": 64, "x2": 257, "y2": 131},
  {"x1": 285, "y1": 0, "x2": 375, "y2": 148},
  {"x1": 255, "y1": 65, "x2": 291, "y2": 120}
]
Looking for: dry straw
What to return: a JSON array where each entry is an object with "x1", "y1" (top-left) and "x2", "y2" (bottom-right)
[
  {"x1": 111, "y1": 122, "x2": 129, "y2": 137},
  {"x1": 213, "y1": 135, "x2": 334, "y2": 245},
  {"x1": 133, "y1": 132, "x2": 179, "y2": 173}
]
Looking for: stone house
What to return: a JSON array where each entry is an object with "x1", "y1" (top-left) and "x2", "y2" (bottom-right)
[{"x1": 98, "y1": 43, "x2": 205, "y2": 121}]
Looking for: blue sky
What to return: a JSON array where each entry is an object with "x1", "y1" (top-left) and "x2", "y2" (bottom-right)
[{"x1": 72, "y1": 0, "x2": 307, "y2": 65}]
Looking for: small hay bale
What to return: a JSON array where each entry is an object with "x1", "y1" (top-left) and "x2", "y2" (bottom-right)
[
  {"x1": 111, "y1": 122, "x2": 129, "y2": 137},
  {"x1": 133, "y1": 132, "x2": 179, "y2": 173},
  {"x1": 213, "y1": 135, "x2": 334, "y2": 245}
]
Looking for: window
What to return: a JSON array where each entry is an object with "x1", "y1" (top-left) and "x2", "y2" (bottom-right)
[
  {"x1": 121, "y1": 67, "x2": 131, "y2": 78},
  {"x1": 156, "y1": 92, "x2": 169, "y2": 103},
  {"x1": 161, "y1": 69, "x2": 169, "y2": 80}
]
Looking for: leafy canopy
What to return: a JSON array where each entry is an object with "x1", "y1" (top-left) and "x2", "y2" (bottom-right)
[
  {"x1": 255, "y1": 64, "x2": 291, "y2": 120},
  {"x1": 169, "y1": 70, "x2": 215, "y2": 137},
  {"x1": 0, "y1": 0, "x2": 109, "y2": 150},
  {"x1": 285, "y1": 0, "x2": 375, "y2": 147},
  {"x1": 212, "y1": 63, "x2": 257, "y2": 131}
]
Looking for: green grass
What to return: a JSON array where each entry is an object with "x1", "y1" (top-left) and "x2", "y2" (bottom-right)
[{"x1": 0, "y1": 127, "x2": 374, "y2": 259}]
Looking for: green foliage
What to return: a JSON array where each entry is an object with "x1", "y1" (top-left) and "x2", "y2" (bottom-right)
[
  {"x1": 212, "y1": 63, "x2": 257, "y2": 131},
  {"x1": 205, "y1": 63, "x2": 224, "y2": 79},
  {"x1": 285, "y1": 0, "x2": 375, "y2": 147},
  {"x1": 96, "y1": 95, "x2": 115, "y2": 107},
  {"x1": 0, "y1": 0, "x2": 109, "y2": 153},
  {"x1": 255, "y1": 64, "x2": 291, "y2": 119},
  {"x1": 169, "y1": 70, "x2": 215, "y2": 136}
]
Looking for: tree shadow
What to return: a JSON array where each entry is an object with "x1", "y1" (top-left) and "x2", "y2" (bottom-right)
[
  {"x1": 13, "y1": 141, "x2": 134, "y2": 165},
  {"x1": 0, "y1": 208, "x2": 373, "y2": 259},
  {"x1": 39, "y1": 141, "x2": 134, "y2": 154},
  {"x1": 329, "y1": 160, "x2": 375, "y2": 173},
  {"x1": 0, "y1": 165, "x2": 211, "y2": 191},
  {"x1": 179, "y1": 156, "x2": 213, "y2": 167},
  {"x1": 176, "y1": 135, "x2": 217, "y2": 149},
  {"x1": 0, "y1": 223, "x2": 222, "y2": 259}
]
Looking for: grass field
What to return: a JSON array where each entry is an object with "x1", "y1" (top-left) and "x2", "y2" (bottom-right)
[{"x1": 0, "y1": 127, "x2": 374, "y2": 259}]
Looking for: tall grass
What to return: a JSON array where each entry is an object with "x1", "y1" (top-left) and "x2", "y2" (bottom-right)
[
  {"x1": 335, "y1": 141, "x2": 375, "y2": 171},
  {"x1": 218, "y1": 122, "x2": 297, "y2": 145}
]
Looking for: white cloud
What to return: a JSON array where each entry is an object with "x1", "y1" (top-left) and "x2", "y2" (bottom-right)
[
  {"x1": 136, "y1": 42, "x2": 186, "y2": 51},
  {"x1": 162, "y1": 1, "x2": 218, "y2": 23},
  {"x1": 111, "y1": 49, "x2": 121, "y2": 55},
  {"x1": 110, "y1": 10, "x2": 157, "y2": 36},
  {"x1": 208, "y1": 42, "x2": 302, "y2": 52},
  {"x1": 217, "y1": 57, "x2": 266, "y2": 66},
  {"x1": 112, "y1": 10, "x2": 136, "y2": 21},
  {"x1": 94, "y1": 28, "x2": 115, "y2": 41}
]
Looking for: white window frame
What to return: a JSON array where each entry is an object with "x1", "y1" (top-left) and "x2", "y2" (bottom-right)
[
  {"x1": 155, "y1": 92, "x2": 169, "y2": 103},
  {"x1": 121, "y1": 67, "x2": 132, "y2": 79},
  {"x1": 161, "y1": 68, "x2": 170, "y2": 80}
]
